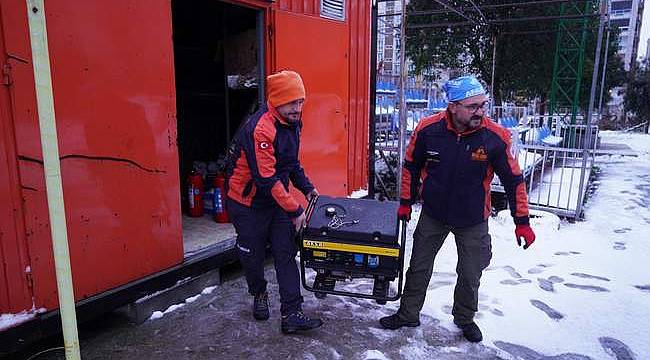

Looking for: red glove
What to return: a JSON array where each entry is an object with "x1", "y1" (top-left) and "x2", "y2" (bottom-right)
[
  {"x1": 397, "y1": 204, "x2": 412, "y2": 221},
  {"x1": 515, "y1": 224, "x2": 536, "y2": 249}
]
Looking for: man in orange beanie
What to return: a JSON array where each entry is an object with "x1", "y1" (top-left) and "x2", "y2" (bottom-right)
[{"x1": 225, "y1": 70, "x2": 322, "y2": 334}]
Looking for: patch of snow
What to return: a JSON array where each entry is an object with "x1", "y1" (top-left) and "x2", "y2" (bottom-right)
[
  {"x1": 185, "y1": 294, "x2": 201, "y2": 303},
  {"x1": 361, "y1": 349, "x2": 390, "y2": 360},
  {"x1": 0, "y1": 310, "x2": 38, "y2": 331},
  {"x1": 349, "y1": 189, "x2": 369, "y2": 199},
  {"x1": 201, "y1": 286, "x2": 217, "y2": 295}
]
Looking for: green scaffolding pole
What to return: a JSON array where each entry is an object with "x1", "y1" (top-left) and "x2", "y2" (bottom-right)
[{"x1": 549, "y1": 0, "x2": 594, "y2": 147}]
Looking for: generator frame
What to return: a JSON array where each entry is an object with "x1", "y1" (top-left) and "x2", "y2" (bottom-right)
[{"x1": 298, "y1": 197, "x2": 408, "y2": 302}]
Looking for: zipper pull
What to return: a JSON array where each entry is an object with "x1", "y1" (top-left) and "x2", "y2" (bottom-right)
[{"x1": 457, "y1": 134, "x2": 461, "y2": 144}]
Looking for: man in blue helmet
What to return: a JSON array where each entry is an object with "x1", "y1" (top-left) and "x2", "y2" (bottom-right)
[{"x1": 379, "y1": 75, "x2": 536, "y2": 342}]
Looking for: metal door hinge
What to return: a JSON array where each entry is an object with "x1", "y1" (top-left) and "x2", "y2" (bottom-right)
[{"x1": 2, "y1": 62, "x2": 12, "y2": 86}]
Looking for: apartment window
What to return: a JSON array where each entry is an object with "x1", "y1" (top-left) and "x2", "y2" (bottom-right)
[
  {"x1": 611, "y1": 18, "x2": 630, "y2": 27},
  {"x1": 611, "y1": 1, "x2": 633, "y2": 11}
]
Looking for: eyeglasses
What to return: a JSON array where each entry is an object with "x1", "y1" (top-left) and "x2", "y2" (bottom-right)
[{"x1": 455, "y1": 101, "x2": 489, "y2": 113}]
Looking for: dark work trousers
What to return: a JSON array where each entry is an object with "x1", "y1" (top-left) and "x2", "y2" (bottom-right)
[
  {"x1": 227, "y1": 199, "x2": 304, "y2": 316},
  {"x1": 397, "y1": 211, "x2": 492, "y2": 325}
]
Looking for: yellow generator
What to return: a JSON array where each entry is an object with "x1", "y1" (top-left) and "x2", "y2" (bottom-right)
[{"x1": 299, "y1": 196, "x2": 407, "y2": 304}]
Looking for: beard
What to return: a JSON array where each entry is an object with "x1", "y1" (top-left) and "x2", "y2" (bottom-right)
[{"x1": 468, "y1": 115, "x2": 482, "y2": 128}]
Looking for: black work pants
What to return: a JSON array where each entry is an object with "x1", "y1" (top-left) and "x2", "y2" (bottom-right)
[
  {"x1": 397, "y1": 211, "x2": 492, "y2": 325},
  {"x1": 227, "y1": 199, "x2": 303, "y2": 316}
]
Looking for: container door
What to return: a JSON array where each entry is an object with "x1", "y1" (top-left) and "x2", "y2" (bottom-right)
[
  {"x1": 272, "y1": 11, "x2": 350, "y2": 196},
  {"x1": 0, "y1": 3, "x2": 33, "y2": 314}
]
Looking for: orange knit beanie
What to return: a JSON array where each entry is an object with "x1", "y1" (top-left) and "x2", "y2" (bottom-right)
[{"x1": 267, "y1": 70, "x2": 305, "y2": 107}]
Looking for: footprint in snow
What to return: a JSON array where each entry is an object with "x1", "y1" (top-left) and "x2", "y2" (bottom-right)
[
  {"x1": 500, "y1": 279, "x2": 532, "y2": 286},
  {"x1": 527, "y1": 264, "x2": 552, "y2": 274},
  {"x1": 537, "y1": 278, "x2": 555, "y2": 292},
  {"x1": 614, "y1": 228, "x2": 632, "y2": 234},
  {"x1": 634, "y1": 285, "x2": 650, "y2": 292},
  {"x1": 502, "y1": 265, "x2": 522, "y2": 279},
  {"x1": 564, "y1": 283, "x2": 610, "y2": 292},
  {"x1": 490, "y1": 308, "x2": 504, "y2": 316},
  {"x1": 570, "y1": 273, "x2": 610, "y2": 282},
  {"x1": 614, "y1": 242, "x2": 627, "y2": 250},
  {"x1": 554, "y1": 251, "x2": 581, "y2": 256},
  {"x1": 599, "y1": 337, "x2": 637, "y2": 360},
  {"x1": 530, "y1": 299, "x2": 564, "y2": 320},
  {"x1": 494, "y1": 341, "x2": 591, "y2": 360}
]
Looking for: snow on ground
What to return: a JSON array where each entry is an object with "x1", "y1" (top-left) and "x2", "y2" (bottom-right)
[
  {"x1": 408, "y1": 131, "x2": 650, "y2": 359},
  {"x1": 0, "y1": 307, "x2": 45, "y2": 331},
  {"x1": 74, "y1": 131, "x2": 649, "y2": 360},
  {"x1": 305, "y1": 131, "x2": 650, "y2": 359}
]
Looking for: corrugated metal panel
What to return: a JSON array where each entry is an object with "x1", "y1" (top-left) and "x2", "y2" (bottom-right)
[
  {"x1": 5, "y1": 0, "x2": 184, "y2": 310},
  {"x1": 0, "y1": 11, "x2": 33, "y2": 313},
  {"x1": 347, "y1": 0, "x2": 370, "y2": 191},
  {"x1": 273, "y1": 11, "x2": 350, "y2": 196},
  {"x1": 276, "y1": 0, "x2": 319, "y2": 16}
]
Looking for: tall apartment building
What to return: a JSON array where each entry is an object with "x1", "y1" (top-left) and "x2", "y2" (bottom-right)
[
  {"x1": 377, "y1": 0, "x2": 403, "y2": 76},
  {"x1": 610, "y1": 0, "x2": 645, "y2": 70}
]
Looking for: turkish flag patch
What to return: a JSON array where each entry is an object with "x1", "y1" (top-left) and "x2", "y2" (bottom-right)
[{"x1": 258, "y1": 141, "x2": 270, "y2": 150}]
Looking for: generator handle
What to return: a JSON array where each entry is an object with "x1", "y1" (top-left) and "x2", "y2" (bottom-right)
[{"x1": 391, "y1": 219, "x2": 408, "y2": 301}]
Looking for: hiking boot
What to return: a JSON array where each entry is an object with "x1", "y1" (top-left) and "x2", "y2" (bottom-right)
[
  {"x1": 281, "y1": 311, "x2": 323, "y2": 334},
  {"x1": 253, "y1": 291, "x2": 269, "y2": 321},
  {"x1": 379, "y1": 313, "x2": 420, "y2": 330},
  {"x1": 455, "y1": 321, "x2": 483, "y2": 342}
]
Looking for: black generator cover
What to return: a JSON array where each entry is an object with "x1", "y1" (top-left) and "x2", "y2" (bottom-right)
[{"x1": 304, "y1": 196, "x2": 399, "y2": 245}]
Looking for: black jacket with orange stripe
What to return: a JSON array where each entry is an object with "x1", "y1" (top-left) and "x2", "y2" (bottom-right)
[
  {"x1": 401, "y1": 110, "x2": 530, "y2": 227},
  {"x1": 226, "y1": 103, "x2": 313, "y2": 218}
]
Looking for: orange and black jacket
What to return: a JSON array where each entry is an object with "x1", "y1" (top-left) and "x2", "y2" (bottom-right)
[
  {"x1": 226, "y1": 103, "x2": 313, "y2": 218},
  {"x1": 401, "y1": 110, "x2": 530, "y2": 227}
]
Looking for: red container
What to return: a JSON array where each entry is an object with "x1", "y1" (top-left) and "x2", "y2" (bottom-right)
[{"x1": 0, "y1": 0, "x2": 370, "y2": 323}]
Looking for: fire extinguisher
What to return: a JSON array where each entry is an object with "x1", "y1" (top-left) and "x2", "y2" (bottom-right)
[
  {"x1": 213, "y1": 173, "x2": 229, "y2": 223},
  {"x1": 188, "y1": 171, "x2": 204, "y2": 217}
]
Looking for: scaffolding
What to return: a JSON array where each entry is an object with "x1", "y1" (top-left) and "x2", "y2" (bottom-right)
[{"x1": 369, "y1": 0, "x2": 610, "y2": 219}]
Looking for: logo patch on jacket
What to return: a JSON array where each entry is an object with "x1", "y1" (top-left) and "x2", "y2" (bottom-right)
[
  {"x1": 471, "y1": 147, "x2": 488, "y2": 161},
  {"x1": 258, "y1": 141, "x2": 270, "y2": 150}
]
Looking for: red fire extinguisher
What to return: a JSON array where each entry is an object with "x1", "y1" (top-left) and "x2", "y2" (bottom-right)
[
  {"x1": 188, "y1": 171, "x2": 204, "y2": 217},
  {"x1": 213, "y1": 173, "x2": 229, "y2": 223}
]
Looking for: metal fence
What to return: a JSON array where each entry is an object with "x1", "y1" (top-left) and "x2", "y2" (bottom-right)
[
  {"x1": 492, "y1": 115, "x2": 599, "y2": 218},
  {"x1": 373, "y1": 90, "x2": 604, "y2": 218}
]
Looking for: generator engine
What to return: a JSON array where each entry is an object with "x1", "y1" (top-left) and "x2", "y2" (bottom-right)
[{"x1": 299, "y1": 196, "x2": 406, "y2": 303}]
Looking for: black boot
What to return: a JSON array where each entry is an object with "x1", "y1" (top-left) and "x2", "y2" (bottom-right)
[
  {"x1": 281, "y1": 311, "x2": 323, "y2": 334},
  {"x1": 455, "y1": 321, "x2": 483, "y2": 342},
  {"x1": 379, "y1": 313, "x2": 420, "y2": 330},
  {"x1": 253, "y1": 291, "x2": 269, "y2": 321}
]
